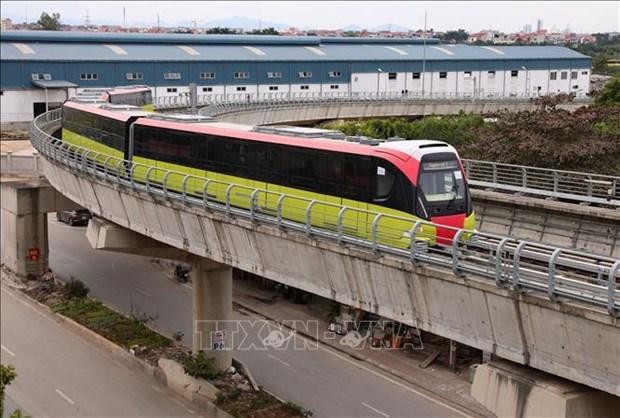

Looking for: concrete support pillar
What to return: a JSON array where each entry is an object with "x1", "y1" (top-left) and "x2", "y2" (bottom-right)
[
  {"x1": 192, "y1": 258, "x2": 233, "y2": 371},
  {"x1": 1, "y1": 180, "x2": 80, "y2": 278}
]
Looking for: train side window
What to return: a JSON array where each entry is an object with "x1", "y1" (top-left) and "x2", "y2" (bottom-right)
[
  {"x1": 374, "y1": 164, "x2": 395, "y2": 201},
  {"x1": 342, "y1": 156, "x2": 370, "y2": 201},
  {"x1": 325, "y1": 154, "x2": 343, "y2": 195},
  {"x1": 288, "y1": 149, "x2": 323, "y2": 192}
]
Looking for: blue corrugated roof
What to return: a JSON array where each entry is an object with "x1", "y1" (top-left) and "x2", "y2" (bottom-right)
[
  {"x1": 0, "y1": 40, "x2": 590, "y2": 62},
  {"x1": 0, "y1": 30, "x2": 439, "y2": 46}
]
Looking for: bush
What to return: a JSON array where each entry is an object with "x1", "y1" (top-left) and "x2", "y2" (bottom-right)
[
  {"x1": 284, "y1": 401, "x2": 314, "y2": 418},
  {"x1": 1, "y1": 364, "x2": 17, "y2": 417},
  {"x1": 181, "y1": 351, "x2": 221, "y2": 380},
  {"x1": 63, "y1": 278, "x2": 90, "y2": 299}
]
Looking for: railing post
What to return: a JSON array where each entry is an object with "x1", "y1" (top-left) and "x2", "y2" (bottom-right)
[
  {"x1": 305, "y1": 200, "x2": 317, "y2": 235},
  {"x1": 548, "y1": 248, "x2": 562, "y2": 302},
  {"x1": 553, "y1": 171, "x2": 559, "y2": 195},
  {"x1": 521, "y1": 167, "x2": 527, "y2": 188},
  {"x1": 162, "y1": 171, "x2": 172, "y2": 195},
  {"x1": 511, "y1": 241, "x2": 528, "y2": 290},
  {"x1": 203, "y1": 179, "x2": 212, "y2": 208},
  {"x1": 336, "y1": 206, "x2": 347, "y2": 244},
  {"x1": 492, "y1": 163, "x2": 498, "y2": 184},
  {"x1": 181, "y1": 175, "x2": 190, "y2": 201},
  {"x1": 409, "y1": 221, "x2": 424, "y2": 262},
  {"x1": 249, "y1": 189, "x2": 260, "y2": 221},
  {"x1": 608, "y1": 260, "x2": 620, "y2": 316},
  {"x1": 276, "y1": 194, "x2": 286, "y2": 228},
  {"x1": 495, "y1": 238, "x2": 510, "y2": 287},
  {"x1": 451, "y1": 229, "x2": 466, "y2": 275},
  {"x1": 145, "y1": 166, "x2": 155, "y2": 193},
  {"x1": 371, "y1": 213, "x2": 383, "y2": 252},
  {"x1": 225, "y1": 184, "x2": 235, "y2": 214}
]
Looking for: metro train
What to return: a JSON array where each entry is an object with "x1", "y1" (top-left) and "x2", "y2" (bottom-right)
[{"x1": 61, "y1": 100, "x2": 476, "y2": 247}]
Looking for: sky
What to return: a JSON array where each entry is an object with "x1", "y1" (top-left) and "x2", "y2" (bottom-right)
[{"x1": 1, "y1": 1, "x2": 619, "y2": 33}]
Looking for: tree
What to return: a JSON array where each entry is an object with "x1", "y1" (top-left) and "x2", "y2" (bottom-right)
[
  {"x1": 1, "y1": 364, "x2": 17, "y2": 417},
  {"x1": 248, "y1": 27, "x2": 279, "y2": 35},
  {"x1": 440, "y1": 29, "x2": 469, "y2": 43},
  {"x1": 205, "y1": 26, "x2": 235, "y2": 34},
  {"x1": 595, "y1": 74, "x2": 620, "y2": 105},
  {"x1": 37, "y1": 12, "x2": 61, "y2": 31}
]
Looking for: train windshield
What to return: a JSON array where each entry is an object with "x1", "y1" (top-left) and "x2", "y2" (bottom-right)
[{"x1": 417, "y1": 159, "x2": 467, "y2": 218}]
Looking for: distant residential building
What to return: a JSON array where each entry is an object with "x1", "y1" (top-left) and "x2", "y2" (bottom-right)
[
  {"x1": 1, "y1": 18, "x2": 13, "y2": 31},
  {"x1": 537, "y1": 19, "x2": 543, "y2": 32}
]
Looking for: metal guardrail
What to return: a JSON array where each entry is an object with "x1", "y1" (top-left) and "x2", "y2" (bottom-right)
[
  {"x1": 153, "y1": 90, "x2": 590, "y2": 111},
  {"x1": 31, "y1": 109, "x2": 620, "y2": 315},
  {"x1": 464, "y1": 160, "x2": 620, "y2": 207}
]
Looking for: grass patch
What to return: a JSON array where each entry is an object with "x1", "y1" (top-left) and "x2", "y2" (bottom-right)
[{"x1": 51, "y1": 298, "x2": 171, "y2": 350}]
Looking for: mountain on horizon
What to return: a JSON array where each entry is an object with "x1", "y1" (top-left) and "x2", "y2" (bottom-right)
[{"x1": 202, "y1": 16, "x2": 289, "y2": 30}]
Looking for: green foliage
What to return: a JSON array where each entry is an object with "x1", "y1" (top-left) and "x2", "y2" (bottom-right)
[
  {"x1": 322, "y1": 104, "x2": 619, "y2": 175},
  {"x1": 439, "y1": 29, "x2": 469, "y2": 43},
  {"x1": 205, "y1": 27, "x2": 236, "y2": 34},
  {"x1": 37, "y1": 12, "x2": 61, "y2": 31},
  {"x1": 595, "y1": 74, "x2": 620, "y2": 105},
  {"x1": 323, "y1": 113, "x2": 485, "y2": 147},
  {"x1": 1, "y1": 364, "x2": 17, "y2": 417},
  {"x1": 10, "y1": 409, "x2": 31, "y2": 418},
  {"x1": 63, "y1": 278, "x2": 90, "y2": 299},
  {"x1": 248, "y1": 27, "x2": 280, "y2": 35},
  {"x1": 181, "y1": 351, "x2": 221, "y2": 380},
  {"x1": 52, "y1": 298, "x2": 171, "y2": 349}
]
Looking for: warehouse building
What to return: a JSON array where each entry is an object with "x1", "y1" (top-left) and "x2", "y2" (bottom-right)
[{"x1": 0, "y1": 31, "x2": 591, "y2": 128}]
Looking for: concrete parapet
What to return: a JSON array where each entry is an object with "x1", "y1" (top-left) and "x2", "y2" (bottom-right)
[
  {"x1": 473, "y1": 190, "x2": 620, "y2": 258},
  {"x1": 471, "y1": 360, "x2": 620, "y2": 418}
]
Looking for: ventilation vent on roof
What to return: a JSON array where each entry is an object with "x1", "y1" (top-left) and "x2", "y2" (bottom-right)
[
  {"x1": 386, "y1": 136, "x2": 406, "y2": 142},
  {"x1": 419, "y1": 143, "x2": 449, "y2": 149},
  {"x1": 147, "y1": 113, "x2": 213, "y2": 123},
  {"x1": 252, "y1": 125, "x2": 346, "y2": 139},
  {"x1": 345, "y1": 136, "x2": 383, "y2": 145},
  {"x1": 100, "y1": 104, "x2": 141, "y2": 111}
]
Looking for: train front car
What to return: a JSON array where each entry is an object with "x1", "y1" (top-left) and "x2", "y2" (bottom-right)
[{"x1": 378, "y1": 140, "x2": 476, "y2": 245}]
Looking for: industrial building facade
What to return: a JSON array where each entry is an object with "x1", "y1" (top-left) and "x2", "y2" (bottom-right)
[{"x1": 1, "y1": 31, "x2": 592, "y2": 127}]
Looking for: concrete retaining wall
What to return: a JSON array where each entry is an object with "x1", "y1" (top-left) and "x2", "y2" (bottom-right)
[{"x1": 39, "y1": 158, "x2": 620, "y2": 395}]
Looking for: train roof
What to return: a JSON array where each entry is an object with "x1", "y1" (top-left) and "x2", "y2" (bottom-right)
[
  {"x1": 134, "y1": 117, "x2": 415, "y2": 162},
  {"x1": 63, "y1": 100, "x2": 148, "y2": 121}
]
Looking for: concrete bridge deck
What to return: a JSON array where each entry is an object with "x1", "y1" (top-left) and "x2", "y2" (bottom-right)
[{"x1": 26, "y1": 111, "x2": 620, "y2": 396}]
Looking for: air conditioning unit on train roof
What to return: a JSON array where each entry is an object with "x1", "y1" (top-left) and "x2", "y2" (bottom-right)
[
  {"x1": 100, "y1": 103, "x2": 142, "y2": 111},
  {"x1": 147, "y1": 113, "x2": 214, "y2": 123},
  {"x1": 344, "y1": 136, "x2": 384, "y2": 146},
  {"x1": 252, "y1": 125, "x2": 346, "y2": 140}
]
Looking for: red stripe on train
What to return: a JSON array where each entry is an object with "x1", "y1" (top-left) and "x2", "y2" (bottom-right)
[{"x1": 430, "y1": 213, "x2": 466, "y2": 245}]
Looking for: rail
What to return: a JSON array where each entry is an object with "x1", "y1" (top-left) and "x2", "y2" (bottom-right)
[
  {"x1": 464, "y1": 160, "x2": 620, "y2": 207},
  {"x1": 31, "y1": 109, "x2": 620, "y2": 315},
  {"x1": 152, "y1": 91, "x2": 590, "y2": 111}
]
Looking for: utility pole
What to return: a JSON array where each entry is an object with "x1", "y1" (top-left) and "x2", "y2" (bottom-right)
[
  {"x1": 157, "y1": 13, "x2": 160, "y2": 32},
  {"x1": 421, "y1": 8, "x2": 427, "y2": 97},
  {"x1": 123, "y1": 6, "x2": 126, "y2": 29}
]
